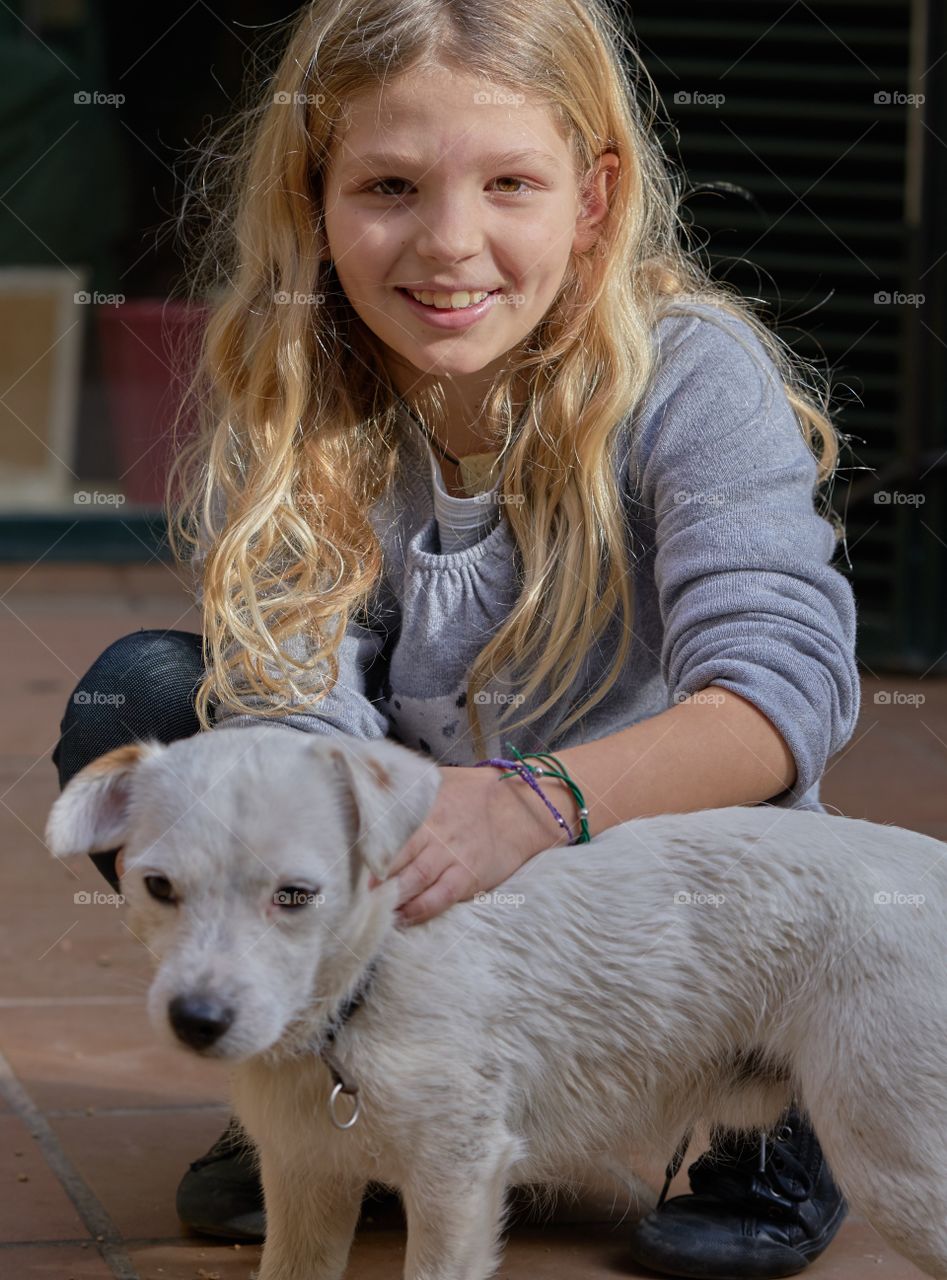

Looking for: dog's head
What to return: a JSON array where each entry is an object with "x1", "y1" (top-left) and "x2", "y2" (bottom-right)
[{"x1": 45, "y1": 726, "x2": 441, "y2": 1060}]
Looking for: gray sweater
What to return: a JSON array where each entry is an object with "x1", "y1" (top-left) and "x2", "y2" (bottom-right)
[{"x1": 204, "y1": 303, "x2": 860, "y2": 812}]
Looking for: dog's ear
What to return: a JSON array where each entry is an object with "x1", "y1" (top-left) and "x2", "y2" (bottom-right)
[
  {"x1": 323, "y1": 737, "x2": 442, "y2": 880},
  {"x1": 45, "y1": 740, "x2": 165, "y2": 862}
]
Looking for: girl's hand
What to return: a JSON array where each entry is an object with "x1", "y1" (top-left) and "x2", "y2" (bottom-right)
[{"x1": 370, "y1": 764, "x2": 569, "y2": 925}]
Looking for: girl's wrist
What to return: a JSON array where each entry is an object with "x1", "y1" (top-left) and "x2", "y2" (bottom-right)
[{"x1": 495, "y1": 767, "x2": 576, "y2": 854}]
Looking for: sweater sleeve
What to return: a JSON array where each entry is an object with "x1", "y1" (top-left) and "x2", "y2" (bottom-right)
[
  {"x1": 209, "y1": 612, "x2": 393, "y2": 741},
  {"x1": 189, "y1": 498, "x2": 393, "y2": 743},
  {"x1": 632, "y1": 305, "x2": 860, "y2": 807}
]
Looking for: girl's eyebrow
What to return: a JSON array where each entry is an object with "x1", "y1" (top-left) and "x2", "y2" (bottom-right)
[{"x1": 345, "y1": 146, "x2": 561, "y2": 172}]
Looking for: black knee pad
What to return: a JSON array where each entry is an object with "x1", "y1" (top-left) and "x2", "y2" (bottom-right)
[
  {"x1": 53, "y1": 629, "x2": 209, "y2": 788},
  {"x1": 52, "y1": 630, "x2": 213, "y2": 893}
]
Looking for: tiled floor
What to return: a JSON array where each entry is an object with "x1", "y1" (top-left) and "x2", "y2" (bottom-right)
[{"x1": 1, "y1": 561, "x2": 944, "y2": 1279}]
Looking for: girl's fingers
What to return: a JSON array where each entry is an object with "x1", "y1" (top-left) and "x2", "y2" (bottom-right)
[
  {"x1": 382, "y1": 834, "x2": 423, "y2": 882},
  {"x1": 393, "y1": 849, "x2": 443, "y2": 908},
  {"x1": 397, "y1": 864, "x2": 473, "y2": 926}
]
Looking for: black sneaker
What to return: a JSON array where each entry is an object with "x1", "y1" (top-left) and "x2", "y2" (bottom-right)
[
  {"x1": 176, "y1": 1117, "x2": 265, "y2": 1242},
  {"x1": 626, "y1": 1106, "x2": 848, "y2": 1278}
]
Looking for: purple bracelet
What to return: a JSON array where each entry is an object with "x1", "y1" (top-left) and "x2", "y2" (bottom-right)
[{"x1": 473, "y1": 756, "x2": 578, "y2": 844}]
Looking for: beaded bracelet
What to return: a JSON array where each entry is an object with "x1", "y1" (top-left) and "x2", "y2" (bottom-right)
[{"x1": 473, "y1": 741, "x2": 591, "y2": 845}]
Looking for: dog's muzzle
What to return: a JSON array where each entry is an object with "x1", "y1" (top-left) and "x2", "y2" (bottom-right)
[{"x1": 168, "y1": 993, "x2": 236, "y2": 1050}]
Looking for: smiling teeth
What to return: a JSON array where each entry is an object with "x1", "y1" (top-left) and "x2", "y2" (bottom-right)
[{"x1": 409, "y1": 289, "x2": 491, "y2": 309}]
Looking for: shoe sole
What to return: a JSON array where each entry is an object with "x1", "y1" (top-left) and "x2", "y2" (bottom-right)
[{"x1": 178, "y1": 1216, "x2": 265, "y2": 1243}]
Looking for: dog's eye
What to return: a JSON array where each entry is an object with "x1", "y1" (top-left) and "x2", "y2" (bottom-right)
[
  {"x1": 144, "y1": 874, "x2": 177, "y2": 904},
  {"x1": 273, "y1": 885, "x2": 323, "y2": 910}
]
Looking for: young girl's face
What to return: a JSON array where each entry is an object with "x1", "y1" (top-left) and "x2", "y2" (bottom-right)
[{"x1": 322, "y1": 64, "x2": 612, "y2": 403}]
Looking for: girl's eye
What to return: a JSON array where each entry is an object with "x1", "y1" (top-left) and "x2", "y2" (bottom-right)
[
  {"x1": 144, "y1": 874, "x2": 177, "y2": 904},
  {"x1": 493, "y1": 176, "x2": 531, "y2": 195},
  {"x1": 273, "y1": 885, "x2": 323, "y2": 909},
  {"x1": 368, "y1": 176, "x2": 532, "y2": 197}
]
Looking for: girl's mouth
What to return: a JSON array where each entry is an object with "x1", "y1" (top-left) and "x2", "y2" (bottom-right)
[{"x1": 394, "y1": 286, "x2": 503, "y2": 330}]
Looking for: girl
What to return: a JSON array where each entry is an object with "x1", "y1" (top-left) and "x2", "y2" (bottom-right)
[{"x1": 54, "y1": 0, "x2": 860, "y2": 1274}]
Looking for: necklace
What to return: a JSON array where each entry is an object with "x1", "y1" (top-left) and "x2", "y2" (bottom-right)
[
  {"x1": 400, "y1": 401, "x2": 529, "y2": 498},
  {"x1": 420, "y1": 424, "x2": 463, "y2": 467}
]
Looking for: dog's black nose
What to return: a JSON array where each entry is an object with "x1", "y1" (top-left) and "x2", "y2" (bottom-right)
[{"x1": 168, "y1": 994, "x2": 235, "y2": 1049}]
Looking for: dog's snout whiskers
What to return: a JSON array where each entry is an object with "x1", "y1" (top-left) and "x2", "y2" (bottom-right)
[{"x1": 168, "y1": 993, "x2": 235, "y2": 1051}]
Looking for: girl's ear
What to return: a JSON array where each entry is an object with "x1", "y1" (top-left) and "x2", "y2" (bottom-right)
[
  {"x1": 45, "y1": 741, "x2": 165, "y2": 862},
  {"x1": 322, "y1": 738, "x2": 442, "y2": 881},
  {"x1": 573, "y1": 150, "x2": 620, "y2": 255}
]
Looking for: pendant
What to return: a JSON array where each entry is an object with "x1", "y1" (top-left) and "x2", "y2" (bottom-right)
[{"x1": 458, "y1": 451, "x2": 501, "y2": 498}]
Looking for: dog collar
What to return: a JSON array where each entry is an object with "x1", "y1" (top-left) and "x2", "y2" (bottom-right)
[{"x1": 319, "y1": 955, "x2": 380, "y2": 1131}]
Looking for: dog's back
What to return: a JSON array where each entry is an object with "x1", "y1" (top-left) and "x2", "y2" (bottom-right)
[{"x1": 363, "y1": 806, "x2": 947, "y2": 1220}]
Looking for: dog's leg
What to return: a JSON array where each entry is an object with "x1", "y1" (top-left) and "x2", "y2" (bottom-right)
[
  {"x1": 401, "y1": 1137, "x2": 518, "y2": 1280},
  {"x1": 803, "y1": 1093, "x2": 947, "y2": 1278},
  {"x1": 253, "y1": 1151, "x2": 365, "y2": 1280}
]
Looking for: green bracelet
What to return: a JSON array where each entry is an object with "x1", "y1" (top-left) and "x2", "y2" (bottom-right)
[{"x1": 499, "y1": 742, "x2": 591, "y2": 844}]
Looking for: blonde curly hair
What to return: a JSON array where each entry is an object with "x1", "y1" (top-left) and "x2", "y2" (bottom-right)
[{"x1": 166, "y1": 0, "x2": 843, "y2": 759}]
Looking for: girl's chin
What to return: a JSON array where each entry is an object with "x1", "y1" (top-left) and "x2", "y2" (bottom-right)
[{"x1": 389, "y1": 349, "x2": 507, "y2": 378}]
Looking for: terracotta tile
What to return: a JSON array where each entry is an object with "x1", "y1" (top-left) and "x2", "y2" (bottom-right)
[
  {"x1": 815, "y1": 1215, "x2": 931, "y2": 1278},
  {"x1": 0, "y1": 563, "x2": 124, "y2": 598},
  {"x1": 1, "y1": 615, "x2": 202, "y2": 764},
  {"x1": 1, "y1": 1003, "x2": 232, "y2": 1112},
  {"x1": 49, "y1": 1110, "x2": 235, "y2": 1242},
  {"x1": 0, "y1": 1114, "x2": 90, "y2": 1243},
  {"x1": 18, "y1": 1108, "x2": 941, "y2": 1280},
  {"x1": 127, "y1": 1210, "x2": 935, "y2": 1280},
  {"x1": 130, "y1": 1224, "x2": 657, "y2": 1280},
  {"x1": 0, "y1": 1242, "x2": 115, "y2": 1277},
  {"x1": 0, "y1": 561, "x2": 195, "y2": 603},
  {"x1": 347, "y1": 1224, "x2": 626, "y2": 1278},
  {"x1": 128, "y1": 1240, "x2": 263, "y2": 1279},
  {"x1": 2, "y1": 755, "x2": 170, "y2": 1004},
  {"x1": 1, "y1": 779, "x2": 155, "y2": 1002}
]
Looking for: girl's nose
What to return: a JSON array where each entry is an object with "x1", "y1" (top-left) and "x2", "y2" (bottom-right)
[{"x1": 410, "y1": 195, "x2": 484, "y2": 263}]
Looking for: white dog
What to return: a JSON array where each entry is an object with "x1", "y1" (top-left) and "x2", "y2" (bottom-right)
[{"x1": 46, "y1": 724, "x2": 947, "y2": 1280}]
